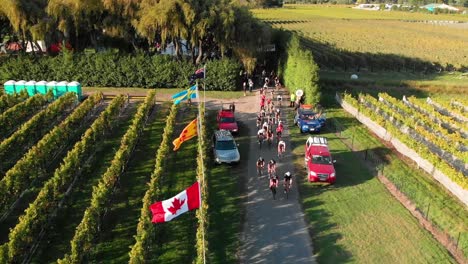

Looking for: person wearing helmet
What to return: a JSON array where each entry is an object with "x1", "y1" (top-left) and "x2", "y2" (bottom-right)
[
  {"x1": 256, "y1": 156, "x2": 265, "y2": 176},
  {"x1": 284, "y1": 171, "x2": 292, "y2": 193},
  {"x1": 278, "y1": 140, "x2": 286, "y2": 159},
  {"x1": 268, "y1": 159, "x2": 276, "y2": 178}
]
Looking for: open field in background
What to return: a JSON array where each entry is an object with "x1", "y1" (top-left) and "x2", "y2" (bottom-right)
[
  {"x1": 287, "y1": 109, "x2": 458, "y2": 263},
  {"x1": 254, "y1": 5, "x2": 468, "y2": 21},
  {"x1": 253, "y1": 5, "x2": 468, "y2": 70}
]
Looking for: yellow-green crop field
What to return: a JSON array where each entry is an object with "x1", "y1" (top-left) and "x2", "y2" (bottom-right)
[{"x1": 253, "y1": 5, "x2": 468, "y2": 69}]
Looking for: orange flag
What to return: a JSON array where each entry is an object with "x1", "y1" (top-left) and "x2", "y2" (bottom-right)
[{"x1": 173, "y1": 118, "x2": 198, "y2": 151}]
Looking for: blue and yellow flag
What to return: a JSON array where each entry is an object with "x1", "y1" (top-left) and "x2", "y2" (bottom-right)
[{"x1": 171, "y1": 85, "x2": 197, "y2": 105}]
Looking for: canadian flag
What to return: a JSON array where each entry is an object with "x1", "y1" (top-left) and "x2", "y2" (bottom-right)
[{"x1": 150, "y1": 181, "x2": 201, "y2": 223}]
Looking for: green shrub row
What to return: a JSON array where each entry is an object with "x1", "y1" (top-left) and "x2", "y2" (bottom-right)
[
  {"x1": 0, "y1": 93, "x2": 101, "y2": 217},
  {"x1": 0, "y1": 53, "x2": 242, "y2": 91},
  {"x1": 281, "y1": 34, "x2": 321, "y2": 105},
  {"x1": 0, "y1": 92, "x2": 52, "y2": 140},
  {"x1": 128, "y1": 103, "x2": 178, "y2": 264},
  {"x1": 0, "y1": 90, "x2": 29, "y2": 114},
  {"x1": 0, "y1": 95, "x2": 125, "y2": 263},
  {"x1": 0, "y1": 92, "x2": 77, "y2": 175},
  {"x1": 58, "y1": 91, "x2": 156, "y2": 263},
  {"x1": 342, "y1": 92, "x2": 468, "y2": 189},
  {"x1": 195, "y1": 104, "x2": 209, "y2": 264}
]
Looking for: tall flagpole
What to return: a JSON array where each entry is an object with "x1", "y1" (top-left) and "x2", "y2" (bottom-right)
[{"x1": 195, "y1": 78, "x2": 206, "y2": 264}]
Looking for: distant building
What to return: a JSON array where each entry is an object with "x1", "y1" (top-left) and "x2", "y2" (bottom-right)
[
  {"x1": 421, "y1": 3, "x2": 459, "y2": 12},
  {"x1": 353, "y1": 4, "x2": 380, "y2": 10}
]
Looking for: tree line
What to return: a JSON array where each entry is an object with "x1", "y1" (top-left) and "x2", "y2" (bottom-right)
[{"x1": 0, "y1": 0, "x2": 271, "y2": 65}]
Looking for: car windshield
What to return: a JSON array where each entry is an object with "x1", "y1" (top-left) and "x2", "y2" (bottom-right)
[
  {"x1": 216, "y1": 140, "x2": 237, "y2": 150},
  {"x1": 312, "y1": 155, "x2": 332, "y2": 165},
  {"x1": 220, "y1": 117, "x2": 235, "y2": 123}
]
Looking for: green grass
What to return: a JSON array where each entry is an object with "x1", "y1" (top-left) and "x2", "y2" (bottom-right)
[
  {"x1": 148, "y1": 106, "x2": 199, "y2": 263},
  {"x1": 327, "y1": 106, "x2": 468, "y2": 258},
  {"x1": 30, "y1": 104, "x2": 137, "y2": 263},
  {"x1": 82, "y1": 87, "x2": 248, "y2": 100},
  {"x1": 90, "y1": 103, "x2": 171, "y2": 263},
  {"x1": 205, "y1": 110, "x2": 249, "y2": 263},
  {"x1": 288, "y1": 108, "x2": 456, "y2": 263}
]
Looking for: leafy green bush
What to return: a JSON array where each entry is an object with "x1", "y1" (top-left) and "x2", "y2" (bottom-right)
[{"x1": 0, "y1": 53, "x2": 242, "y2": 91}]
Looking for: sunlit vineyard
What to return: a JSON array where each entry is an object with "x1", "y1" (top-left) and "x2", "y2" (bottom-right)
[{"x1": 253, "y1": 5, "x2": 468, "y2": 70}]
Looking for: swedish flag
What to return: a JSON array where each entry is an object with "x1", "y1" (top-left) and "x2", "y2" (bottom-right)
[{"x1": 171, "y1": 85, "x2": 197, "y2": 105}]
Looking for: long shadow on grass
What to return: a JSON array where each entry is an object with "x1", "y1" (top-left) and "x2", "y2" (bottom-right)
[{"x1": 206, "y1": 111, "x2": 250, "y2": 264}]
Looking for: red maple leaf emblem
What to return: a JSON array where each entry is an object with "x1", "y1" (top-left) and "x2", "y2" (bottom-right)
[{"x1": 168, "y1": 197, "x2": 185, "y2": 215}]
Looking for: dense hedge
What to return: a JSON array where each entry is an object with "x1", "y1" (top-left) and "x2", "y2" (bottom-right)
[
  {"x1": 0, "y1": 53, "x2": 242, "y2": 91},
  {"x1": 281, "y1": 34, "x2": 321, "y2": 105}
]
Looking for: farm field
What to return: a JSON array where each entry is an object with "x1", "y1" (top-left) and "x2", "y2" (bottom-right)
[
  {"x1": 253, "y1": 5, "x2": 468, "y2": 70},
  {"x1": 288, "y1": 108, "x2": 459, "y2": 263}
]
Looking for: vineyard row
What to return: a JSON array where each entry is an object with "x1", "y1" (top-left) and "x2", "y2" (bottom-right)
[
  {"x1": 59, "y1": 91, "x2": 156, "y2": 263},
  {"x1": 0, "y1": 95, "x2": 126, "y2": 263}
]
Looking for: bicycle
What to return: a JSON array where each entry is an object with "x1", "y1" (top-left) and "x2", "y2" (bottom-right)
[
  {"x1": 258, "y1": 134, "x2": 264, "y2": 149},
  {"x1": 278, "y1": 145, "x2": 285, "y2": 160},
  {"x1": 284, "y1": 179, "x2": 291, "y2": 199},
  {"x1": 270, "y1": 178, "x2": 278, "y2": 200},
  {"x1": 257, "y1": 164, "x2": 264, "y2": 177},
  {"x1": 268, "y1": 165, "x2": 276, "y2": 179}
]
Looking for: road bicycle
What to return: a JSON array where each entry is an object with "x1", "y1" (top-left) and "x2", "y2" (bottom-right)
[
  {"x1": 278, "y1": 145, "x2": 285, "y2": 160},
  {"x1": 284, "y1": 180, "x2": 291, "y2": 199},
  {"x1": 270, "y1": 181, "x2": 278, "y2": 200},
  {"x1": 257, "y1": 164, "x2": 264, "y2": 177},
  {"x1": 258, "y1": 134, "x2": 264, "y2": 149}
]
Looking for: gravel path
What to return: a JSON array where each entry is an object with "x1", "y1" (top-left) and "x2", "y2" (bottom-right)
[{"x1": 228, "y1": 88, "x2": 316, "y2": 264}]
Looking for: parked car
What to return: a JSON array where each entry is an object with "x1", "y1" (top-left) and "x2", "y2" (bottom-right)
[
  {"x1": 294, "y1": 104, "x2": 325, "y2": 133},
  {"x1": 305, "y1": 136, "x2": 336, "y2": 184},
  {"x1": 212, "y1": 130, "x2": 240, "y2": 164},
  {"x1": 217, "y1": 103, "x2": 238, "y2": 134}
]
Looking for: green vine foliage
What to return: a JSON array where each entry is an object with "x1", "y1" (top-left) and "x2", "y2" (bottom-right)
[
  {"x1": 0, "y1": 92, "x2": 77, "y2": 175},
  {"x1": 0, "y1": 93, "x2": 101, "y2": 217},
  {"x1": 128, "y1": 103, "x2": 178, "y2": 264},
  {"x1": 58, "y1": 91, "x2": 156, "y2": 264},
  {"x1": 0, "y1": 95, "x2": 125, "y2": 263},
  {"x1": 0, "y1": 91, "x2": 52, "y2": 140},
  {"x1": 0, "y1": 90, "x2": 30, "y2": 114},
  {"x1": 342, "y1": 93, "x2": 468, "y2": 189}
]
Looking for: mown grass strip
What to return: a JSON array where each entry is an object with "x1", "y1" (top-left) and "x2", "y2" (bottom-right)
[
  {"x1": 328, "y1": 105, "x2": 468, "y2": 258},
  {"x1": 288, "y1": 108, "x2": 456, "y2": 263},
  {"x1": 128, "y1": 104, "x2": 178, "y2": 263},
  {"x1": 149, "y1": 106, "x2": 199, "y2": 263},
  {"x1": 205, "y1": 110, "x2": 249, "y2": 264}
]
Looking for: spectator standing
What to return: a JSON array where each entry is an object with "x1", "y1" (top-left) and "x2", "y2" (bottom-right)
[{"x1": 248, "y1": 78, "x2": 254, "y2": 93}]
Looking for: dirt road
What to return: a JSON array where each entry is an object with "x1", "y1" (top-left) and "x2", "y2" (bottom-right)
[{"x1": 211, "y1": 88, "x2": 316, "y2": 264}]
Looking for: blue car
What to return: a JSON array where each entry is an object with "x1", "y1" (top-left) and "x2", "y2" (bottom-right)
[{"x1": 294, "y1": 105, "x2": 326, "y2": 133}]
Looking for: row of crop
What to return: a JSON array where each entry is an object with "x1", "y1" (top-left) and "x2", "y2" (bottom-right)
[
  {"x1": 0, "y1": 95, "x2": 125, "y2": 263},
  {"x1": 426, "y1": 98, "x2": 468, "y2": 125},
  {"x1": 361, "y1": 94, "x2": 467, "y2": 169},
  {"x1": 404, "y1": 96, "x2": 468, "y2": 137},
  {"x1": 0, "y1": 92, "x2": 77, "y2": 175},
  {"x1": 128, "y1": 103, "x2": 178, "y2": 263},
  {"x1": 343, "y1": 93, "x2": 467, "y2": 189},
  {"x1": 0, "y1": 90, "x2": 29, "y2": 114},
  {"x1": 378, "y1": 93, "x2": 467, "y2": 151},
  {"x1": 58, "y1": 91, "x2": 156, "y2": 263},
  {"x1": 0, "y1": 92, "x2": 52, "y2": 140},
  {"x1": 0, "y1": 93, "x2": 102, "y2": 218},
  {"x1": 195, "y1": 103, "x2": 209, "y2": 264}
]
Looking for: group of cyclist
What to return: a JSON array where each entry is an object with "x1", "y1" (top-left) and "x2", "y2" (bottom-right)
[{"x1": 255, "y1": 77, "x2": 292, "y2": 200}]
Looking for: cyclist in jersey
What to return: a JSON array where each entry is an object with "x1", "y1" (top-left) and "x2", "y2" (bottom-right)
[
  {"x1": 283, "y1": 171, "x2": 292, "y2": 193},
  {"x1": 257, "y1": 128, "x2": 266, "y2": 144},
  {"x1": 278, "y1": 140, "x2": 286, "y2": 158},
  {"x1": 276, "y1": 123, "x2": 283, "y2": 138},
  {"x1": 256, "y1": 157, "x2": 265, "y2": 176},
  {"x1": 269, "y1": 174, "x2": 279, "y2": 200},
  {"x1": 266, "y1": 129, "x2": 274, "y2": 145},
  {"x1": 268, "y1": 159, "x2": 277, "y2": 178}
]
